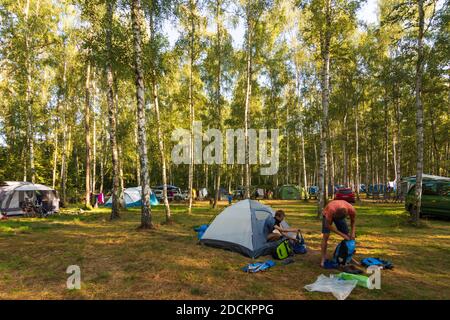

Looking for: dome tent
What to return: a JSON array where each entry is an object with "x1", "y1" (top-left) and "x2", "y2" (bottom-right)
[
  {"x1": 0, "y1": 181, "x2": 59, "y2": 216},
  {"x1": 200, "y1": 199, "x2": 295, "y2": 258},
  {"x1": 105, "y1": 186, "x2": 158, "y2": 208},
  {"x1": 277, "y1": 184, "x2": 301, "y2": 200}
]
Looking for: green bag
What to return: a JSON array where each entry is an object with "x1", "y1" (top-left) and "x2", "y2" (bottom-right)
[{"x1": 272, "y1": 240, "x2": 293, "y2": 260}]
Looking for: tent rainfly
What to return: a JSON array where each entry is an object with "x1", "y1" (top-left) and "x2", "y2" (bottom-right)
[{"x1": 0, "y1": 181, "x2": 59, "y2": 216}]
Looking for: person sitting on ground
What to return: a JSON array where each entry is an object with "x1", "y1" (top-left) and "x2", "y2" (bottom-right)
[
  {"x1": 320, "y1": 199, "x2": 356, "y2": 268},
  {"x1": 265, "y1": 210, "x2": 300, "y2": 243}
]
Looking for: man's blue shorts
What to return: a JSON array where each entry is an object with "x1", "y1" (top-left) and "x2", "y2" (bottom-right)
[{"x1": 322, "y1": 215, "x2": 349, "y2": 235}]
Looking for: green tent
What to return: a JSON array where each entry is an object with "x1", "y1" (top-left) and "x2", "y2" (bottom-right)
[{"x1": 278, "y1": 185, "x2": 301, "y2": 200}]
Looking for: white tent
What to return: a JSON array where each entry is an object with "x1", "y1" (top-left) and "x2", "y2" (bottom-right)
[
  {"x1": 200, "y1": 199, "x2": 293, "y2": 258},
  {"x1": 198, "y1": 188, "x2": 208, "y2": 200},
  {"x1": 0, "y1": 181, "x2": 59, "y2": 216},
  {"x1": 104, "y1": 186, "x2": 159, "y2": 208}
]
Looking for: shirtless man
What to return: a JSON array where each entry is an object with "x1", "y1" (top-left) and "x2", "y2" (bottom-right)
[{"x1": 320, "y1": 200, "x2": 356, "y2": 268}]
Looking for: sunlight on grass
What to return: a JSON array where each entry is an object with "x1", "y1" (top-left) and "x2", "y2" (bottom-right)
[{"x1": 0, "y1": 200, "x2": 449, "y2": 299}]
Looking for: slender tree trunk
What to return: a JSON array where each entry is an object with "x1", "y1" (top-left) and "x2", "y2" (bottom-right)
[
  {"x1": 188, "y1": 0, "x2": 196, "y2": 213},
  {"x1": 318, "y1": 0, "x2": 331, "y2": 217},
  {"x1": 384, "y1": 100, "x2": 389, "y2": 186},
  {"x1": 329, "y1": 132, "x2": 335, "y2": 199},
  {"x1": 301, "y1": 126, "x2": 308, "y2": 200},
  {"x1": 413, "y1": 0, "x2": 425, "y2": 224},
  {"x1": 286, "y1": 104, "x2": 290, "y2": 184},
  {"x1": 365, "y1": 135, "x2": 369, "y2": 188},
  {"x1": 355, "y1": 102, "x2": 360, "y2": 202},
  {"x1": 84, "y1": 58, "x2": 92, "y2": 209},
  {"x1": 106, "y1": 0, "x2": 120, "y2": 220},
  {"x1": 22, "y1": 145, "x2": 27, "y2": 182},
  {"x1": 152, "y1": 79, "x2": 171, "y2": 220},
  {"x1": 118, "y1": 145, "x2": 125, "y2": 208},
  {"x1": 214, "y1": 0, "x2": 223, "y2": 210},
  {"x1": 343, "y1": 113, "x2": 348, "y2": 186},
  {"x1": 52, "y1": 89, "x2": 61, "y2": 189},
  {"x1": 394, "y1": 83, "x2": 402, "y2": 200},
  {"x1": 314, "y1": 141, "x2": 318, "y2": 187},
  {"x1": 24, "y1": 0, "x2": 35, "y2": 183},
  {"x1": 100, "y1": 121, "x2": 105, "y2": 195},
  {"x1": 149, "y1": 10, "x2": 171, "y2": 222},
  {"x1": 244, "y1": 9, "x2": 252, "y2": 199},
  {"x1": 134, "y1": 125, "x2": 141, "y2": 186},
  {"x1": 92, "y1": 73, "x2": 97, "y2": 196},
  {"x1": 131, "y1": 0, "x2": 153, "y2": 228},
  {"x1": 60, "y1": 119, "x2": 67, "y2": 205},
  {"x1": 92, "y1": 108, "x2": 96, "y2": 195}
]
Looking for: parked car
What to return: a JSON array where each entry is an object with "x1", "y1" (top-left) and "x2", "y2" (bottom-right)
[
  {"x1": 334, "y1": 188, "x2": 355, "y2": 203},
  {"x1": 405, "y1": 181, "x2": 450, "y2": 218},
  {"x1": 181, "y1": 190, "x2": 189, "y2": 200},
  {"x1": 152, "y1": 185, "x2": 183, "y2": 202},
  {"x1": 153, "y1": 189, "x2": 163, "y2": 201}
]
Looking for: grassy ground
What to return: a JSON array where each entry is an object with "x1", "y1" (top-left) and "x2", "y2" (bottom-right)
[{"x1": 0, "y1": 199, "x2": 449, "y2": 300}]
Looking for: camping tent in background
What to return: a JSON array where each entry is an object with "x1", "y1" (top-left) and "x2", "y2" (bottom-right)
[
  {"x1": 104, "y1": 187, "x2": 158, "y2": 208},
  {"x1": 198, "y1": 188, "x2": 208, "y2": 200},
  {"x1": 256, "y1": 188, "x2": 265, "y2": 199},
  {"x1": 277, "y1": 185, "x2": 301, "y2": 200},
  {"x1": 309, "y1": 186, "x2": 318, "y2": 199},
  {"x1": 0, "y1": 181, "x2": 59, "y2": 216},
  {"x1": 200, "y1": 199, "x2": 295, "y2": 258}
]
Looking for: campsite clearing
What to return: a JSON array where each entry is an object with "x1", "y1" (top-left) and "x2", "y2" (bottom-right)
[{"x1": 0, "y1": 200, "x2": 449, "y2": 300}]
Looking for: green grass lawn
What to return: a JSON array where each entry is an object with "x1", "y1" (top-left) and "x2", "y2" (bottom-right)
[{"x1": 0, "y1": 200, "x2": 449, "y2": 300}]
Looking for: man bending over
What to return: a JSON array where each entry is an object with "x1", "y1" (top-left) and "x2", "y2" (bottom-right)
[{"x1": 320, "y1": 200, "x2": 356, "y2": 268}]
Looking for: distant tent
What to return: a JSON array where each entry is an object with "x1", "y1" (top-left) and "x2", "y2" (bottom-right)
[
  {"x1": 309, "y1": 186, "x2": 318, "y2": 199},
  {"x1": 200, "y1": 199, "x2": 295, "y2": 258},
  {"x1": 0, "y1": 181, "x2": 59, "y2": 216},
  {"x1": 277, "y1": 185, "x2": 301, "y2": 200},
  {"x1": 198, "y1": 188, "x2": 208, "y2": 199},
  {"x1": 104, "y1": 187, "x2": 158, "y2": 208}
]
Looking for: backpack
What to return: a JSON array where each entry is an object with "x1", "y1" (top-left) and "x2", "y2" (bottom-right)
[
  {"x1": 292, "y1": 232, "x2": 307, "y2": 254},
  {"x1": 333, "y1": 240, "x2": 356, "y2": 265},
  {"x1": 272, "y1": 239, "x2": 293, "y2": 260}
]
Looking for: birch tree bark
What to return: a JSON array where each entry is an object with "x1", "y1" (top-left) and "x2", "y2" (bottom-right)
[
  {"x1": 131, "y1": 0, "x2": 153, "y2": 228},
  {"x1": 188, "y1": 0, "x2": 196, "y2": 213},
  {"x1": 243, "y1": 5, "x2": 252, "y2": 199},
  {"x1": 149, "y1": 6, "x2": 171, "y2": 222},
  {"x1": 317, "y1": 0, "x2": 331, "y2": 217},
  {"x1": 105, "y1": 0, "x2": 120, "y2": 220},
  {"x1": 213, "y1": 0, "x2": 223, "y2": 209},
  {"x1": 84, "y1": 58, "x2": 92, "y2": 209},
  {"x1": 413, "y1": 0, "x2": 425, "y2": 224}
]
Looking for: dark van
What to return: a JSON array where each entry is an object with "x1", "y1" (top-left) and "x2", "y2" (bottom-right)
[{"x1": 405, "y1": 181, "x2": 450, "y2": 217}]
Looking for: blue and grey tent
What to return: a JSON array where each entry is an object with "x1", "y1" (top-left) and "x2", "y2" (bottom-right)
[
  {"x1": 200, "y1": 199, "x2": 295, "y2": 258},
  {"x1": 105, "y1": 187, "x2": 158, "y2": 208}
]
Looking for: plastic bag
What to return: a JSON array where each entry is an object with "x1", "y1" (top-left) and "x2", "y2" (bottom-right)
[{"x1": 304, "y1": 274, "x2": 358, "y2": 300}]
